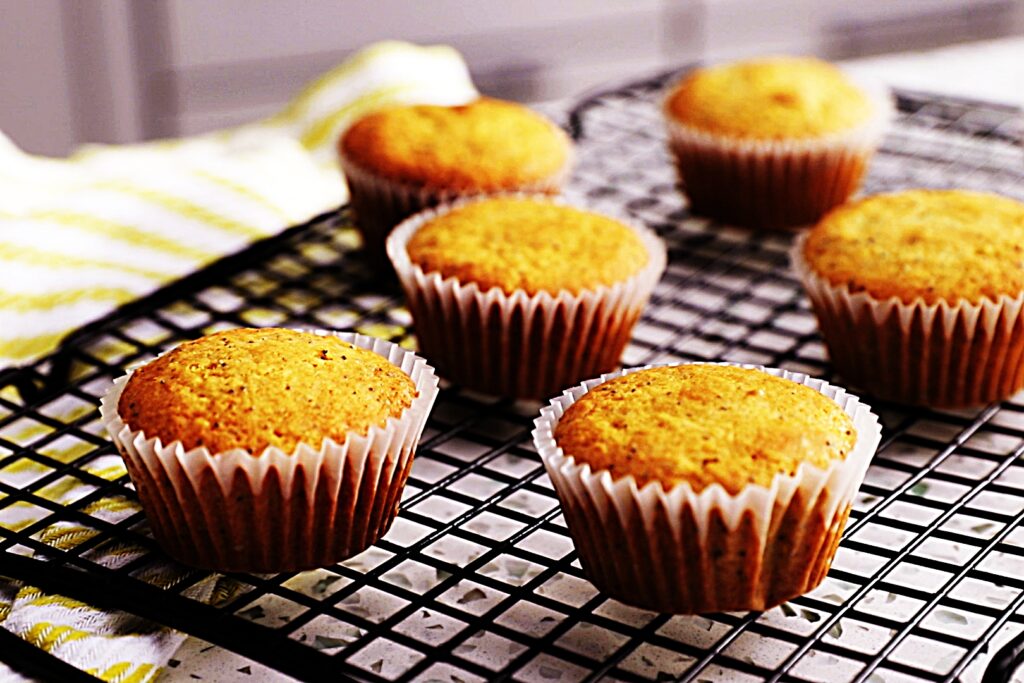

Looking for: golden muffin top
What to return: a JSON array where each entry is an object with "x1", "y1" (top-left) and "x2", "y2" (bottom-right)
[
  {"x1": 405, "y1": 197, "x2": 650, "y2": 295},
  {"x1": 118, "y1": 328, "x2": 416, "y2": 454},
  {"x1": 665, "y1": 56, "x2": 874, "y2": 139},
  {"x1": 339, "y1": 97, "x2": 570, "y2": 191},
  {"x1": 803, "y1": 189, "x2": 1024, "y2": 305},
  {"x1": 553, "y1": 365, "x2": 856, "y2": 494}
]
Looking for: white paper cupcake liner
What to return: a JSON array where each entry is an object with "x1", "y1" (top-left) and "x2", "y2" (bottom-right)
[
  {"x1": 386, "y1": 195, "x2": 668, "y2": 400},
  {"x1": 792, "y1": 233, "x2": 1024, "y2": 407},
  {"x1": 532, "y1": 362, "x2": 881, "y2": 614},
  {"x1": 339, "y1": 125, "x2": 573, "y2": 263},
  {"x1": 100, "y1": 331, "x2": 440, "y2": 572},
  {"x1": 662, "y1": 77, "x2": 893, "y2": 230}
]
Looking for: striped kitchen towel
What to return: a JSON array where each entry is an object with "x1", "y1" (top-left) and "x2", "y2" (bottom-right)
[
  {"x1": 0, "y1": 495, "x2": 241, "y2": 683},
  {"x1": 0, "y1": 40, "x2": 477, "y2": 682},
  {"x1": 0, "y1": 40, "x2": 477, "y2": 369}
]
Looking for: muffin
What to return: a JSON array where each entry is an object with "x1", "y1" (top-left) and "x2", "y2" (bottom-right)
[
  {"x1": 533, "y1": 363, "x2": 881, "y2": 614},
  {"x1": 100, "y1": 328, "x2": 439, "y2": 572},
  {"x1": 794, "y1": 189, "x2": 1024, "y2": 408},
  {"x1": 339, "y1": 97, "x2": 572, "y2": 263},
  {"x1": 663, "y1": 56, "x2": 890, "y2": 230},
  {"x1": 386, "y1": 195, "x2": 666, "y2": 399}
]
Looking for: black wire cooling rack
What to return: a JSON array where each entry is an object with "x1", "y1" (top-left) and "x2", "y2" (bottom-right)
[{"x1": 2, "y1": 70, "x2": 1024, "y2": 683}]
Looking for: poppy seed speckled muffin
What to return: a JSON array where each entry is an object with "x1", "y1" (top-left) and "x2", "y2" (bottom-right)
[
  {"x1": 554, "y1": 365, "x2": 856, "y2": 492},
  {"x1": 534, "y1": 363, "x2": 881, "y2": 614},
  {"x1": 339, "y1": 98, "x2": 572, "y2": 264},
  {"x1": 101, "y1": 328, "x2": 439, "y2": 571},
  {"x1": 663, "y1": 56, "x2": 890, "y2": 230},
  {"x1": 387, "y1": 196, "x2": 666, "y2": 399},
  {"x1": 404, "y1": 198, "x2": 649, "y2": 295},
  {"x1": 118, "y1": 328, "x2": 415, "y2": 454},
  {"x1": 794, "y1": 189, "x2": 1024, "y2": 407}
]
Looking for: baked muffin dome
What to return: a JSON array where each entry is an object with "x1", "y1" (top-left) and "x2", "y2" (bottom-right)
[
  {"x1": 339, "y1": 97, "x2": 570, "y2": 192},
  {"x1": 405, "y1": 197, "x2": 649, "y2": 295},
  {"x1": 538, "y1": 364, "x2": 878, "y2": 614},
  {"x1": 665, "y1": 56, "x2": 874, "y2": 140},
  {"x1": 118, "y1": 327, "x2": 416, "y2": 454},
  {"x1": 553, "y1": 364, "x2": 856, "y2": 493},
  {"x1": 804, "y1": 189, "x2": 1024, "y2": 305}
]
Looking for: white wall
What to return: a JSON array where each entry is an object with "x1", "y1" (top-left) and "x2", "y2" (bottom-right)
[
  {"x1": 0, "y1": 0, "x2": 76, "y2": 155},
  {"x1": 1, "y1": 0, "x2": 1022, "y2": 157}
]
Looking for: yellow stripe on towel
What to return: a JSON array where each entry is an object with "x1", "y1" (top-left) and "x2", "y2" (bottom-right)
[
  {"x1": 0, "y1": 242, "x2": 169, "y2": 280},
  {"x1": 0, "y1": 331, "x2": 75, "y2": 362},
  {"x1": 25, "y1": 621, "x2": 92, "y2": 652},
  {"x1": 92, "y1": 181, "x2": 268, "y2": 240},
  {"x1": 119, "y1": 663, "x2": 157, "y2": 683},
  {"x1": 193, "y1": 170, "x2": 292, "y2": 222},
  {"x1": 30, "y1": 211, "x2": 217, "y2": 262},
  {"x1": 0, "y1": 287, "x2": 137, "y2": 313},
  {"x1": 299, "y1": 84, "x2": 410, "y2": 150},
  {"x1": 96, "y1": 662, "x2": 133, "y2": 682}
]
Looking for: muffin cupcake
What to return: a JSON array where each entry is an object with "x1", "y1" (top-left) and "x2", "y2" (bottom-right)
[
  {"x1": 339, "y1": 97, "x2": 572, "y2": 263},
  {"x1": 100, "y1": 328, "x2": 439, "y2": 572},
  {"x1": 387, "y1": 195, "x2": 666, "y2": 400},
  {"x1": 663, "y1": 56, "x2": 890, "y2": 230},
  {"x1": 794, "y1": 189, "x2": 1024, "y2": 408},
  {"x1": 533, "y1": 363, "x2": 881, "y2": 613}
]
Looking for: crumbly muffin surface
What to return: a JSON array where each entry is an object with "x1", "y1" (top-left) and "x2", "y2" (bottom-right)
[
  {"x1": 406, "y1": 197, "x2": 649, "y2": 295},
  {"x1": 804, "y1": 189, "x2": 1024, "y2": 304},
  {"x1": 666, "y1": 56, "x2": 874, "y2": 139},
  {"x1": 340, "y1": 97, "x2": 569, "y2": 191},
  {"x1": 554, "y1": 365, "x2": 856, "y2": 493},
  {"x1": 118, "y1": 328, "x2": 416, "y2": 454}
]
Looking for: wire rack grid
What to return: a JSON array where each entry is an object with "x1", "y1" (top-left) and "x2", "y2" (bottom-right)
[{"x1": 1, "y1": 70, "x2": 1024, "y2": 683}]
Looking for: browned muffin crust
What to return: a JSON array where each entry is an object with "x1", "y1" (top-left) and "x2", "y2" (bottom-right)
[
  {"x1": 118, "y1": 328, "x2": 416, "y2": 454},
  {"x1": 554, "y1": 365, "x2": 855, "y2": 493},
  {"x1": 340, "y1": 97, "x2": 570, "y2": 191},
  {"x1": 405, "y1": 197, "x2": 649, "y2": 295}
]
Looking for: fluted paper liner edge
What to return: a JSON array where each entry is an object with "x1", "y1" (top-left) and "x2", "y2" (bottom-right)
[
  {"x1": 386, "y1": 194, "x2": 668, "y2": 399},
  {"x1": 100, "y1": 331, "x2": 440, "y2": 572},
  {"x1": 791, "y1": 232, "x2": 1024, "y2": 406},
  {"x1": 532, "y1": 362, "x2": 881, "y2": 613}
]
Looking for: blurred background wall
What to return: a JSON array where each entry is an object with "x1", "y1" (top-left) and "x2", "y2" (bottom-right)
[{"x1": 3, "y1": 0, "x2": 1024, "y2": 156}]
